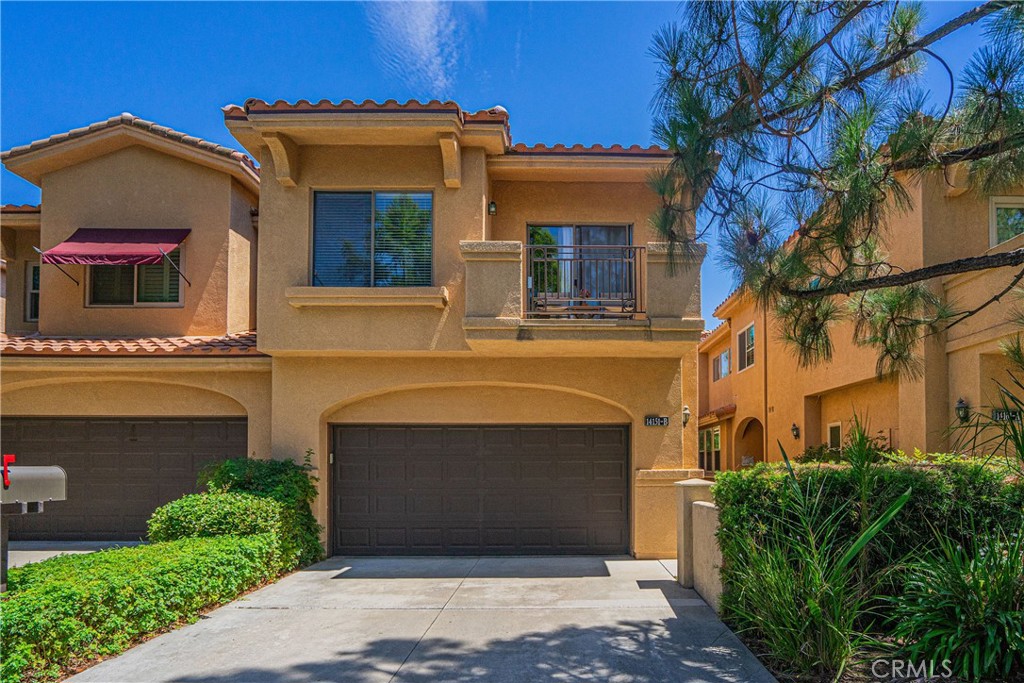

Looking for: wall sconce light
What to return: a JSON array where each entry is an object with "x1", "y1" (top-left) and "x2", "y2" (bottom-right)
[
  {"x1": 791, "y1": 423, "x2": 800, "y2": 439},
  {"x1": 681, "y1": 405, "x2": 691, "y2": 428},
  {"x1": 955, "y1": 397, "x2": 970, "y2": 423},
  {"x1": 487, "y1": 201, "x2": 497, "y2": 216}
]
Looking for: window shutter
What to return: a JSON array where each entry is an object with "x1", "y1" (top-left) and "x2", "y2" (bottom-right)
[
  {"x1": 90, "y1": 265, "x2": 135, "y2": 305},
  {"x1": 313, "y1": 192, "x2": 372, "y2": 287},
  {"x1": 373, "y1": 193, "x2": 432, "y2": 286},
  {"x1": 137, "y1": 248, "x2": 181, "y2": 303}
]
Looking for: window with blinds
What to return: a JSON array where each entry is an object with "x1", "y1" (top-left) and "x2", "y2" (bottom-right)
[
  {"x1": 88, "y1": 248, "x2": 182, "y2": 306},
  {"x1": 313, "y1": 191, "x2": 432, "y2": 287}
]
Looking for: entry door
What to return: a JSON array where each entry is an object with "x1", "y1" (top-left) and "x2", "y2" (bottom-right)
[{"x1": 332, "y1": 424, "x2": 630, "y2": 555}]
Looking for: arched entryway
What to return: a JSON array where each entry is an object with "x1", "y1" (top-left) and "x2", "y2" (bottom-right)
[{"x1": 734, "y1": 417, "x2": 765, "y2": 467}]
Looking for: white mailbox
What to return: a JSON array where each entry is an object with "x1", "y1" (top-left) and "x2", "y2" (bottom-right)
[{"x1": 1, "y1": 466, "x2": 67, "y2": 511}]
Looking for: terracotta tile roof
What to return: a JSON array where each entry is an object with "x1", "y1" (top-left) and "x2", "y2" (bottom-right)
[
  {"x1": 699, "y1": 404, "x2": 737, "y2": 421},
  {"x1": 1, "y1": 331, "x2": 263, "y2": 357},
  {"x1": 224, "y1": 99, "x2": 509, "y2": 127},
  {"x1": 509, "y1": 142, "x2": 672, "y2": 157},
  {"x1": 1, "y1": 113, "x2": 258, "y2": 175},
  {"x1": 1, "y1": 204, "x2": 40, "y2": 213}
]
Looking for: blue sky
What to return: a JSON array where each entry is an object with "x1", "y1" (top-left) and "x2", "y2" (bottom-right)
[{"x1": 0, "y1": 1, "x2": 989, "y2": 323}]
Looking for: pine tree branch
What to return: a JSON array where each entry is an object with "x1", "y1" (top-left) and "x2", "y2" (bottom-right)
[
  {"x1": 891, "y1": 131, "x2": 1024, "y2": 172},
  {"x1": 780, "y1": 248, "x2": 1024, "y2": 299},
  {"x1": 714, "y1": 0, "x2": 1012, "y2": 136}
]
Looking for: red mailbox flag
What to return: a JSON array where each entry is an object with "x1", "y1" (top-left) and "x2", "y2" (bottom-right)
[{"x1": 2, "y1": 454, "x2": 15, "y2": 489}]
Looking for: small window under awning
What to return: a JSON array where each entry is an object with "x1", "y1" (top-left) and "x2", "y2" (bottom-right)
[{"x1": 41, "y1": 228, "x2": 191, "y2": 266}]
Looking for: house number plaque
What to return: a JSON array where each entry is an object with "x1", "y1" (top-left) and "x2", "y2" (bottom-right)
[{"x1": 644, "y1": 416, "x2": 670, "y2": 427}]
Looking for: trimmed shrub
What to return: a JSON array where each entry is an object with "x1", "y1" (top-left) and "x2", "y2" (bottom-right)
[
  {"x1": 200, "y1": 457, "x2": 323, "y2": 566},
  {"x1": 715, "y1": 460, "x2": 1024, "y2": 599},
  {"x1": 1, "y1": 535, "x2": 279, "y2": 683},
  {"x1": 148, "y1": 493, "x2": 297, "y2": 572}
]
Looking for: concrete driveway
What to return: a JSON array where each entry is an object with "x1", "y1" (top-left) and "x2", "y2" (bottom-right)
[{"x1": 69, "y1": 556, "x2": 775, "y2": 683}]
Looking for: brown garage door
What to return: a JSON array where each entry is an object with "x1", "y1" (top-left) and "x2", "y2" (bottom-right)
[
  {"x1": 332, "y1": 425, "x2": 629, "y2": 555},
  {"x1": 2, "y1": 417, "x2": 248, "y2": 541}
]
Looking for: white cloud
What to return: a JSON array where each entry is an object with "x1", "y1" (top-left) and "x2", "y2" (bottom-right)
[{"x1": 365, "y1": 1, "x2": 464, "y2": 96}]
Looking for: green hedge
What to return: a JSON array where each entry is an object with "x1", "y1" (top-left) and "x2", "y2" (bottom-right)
[
  {"x1": 148, "y1": 493, "x2": 298, "y2": 572},
  {"x1": 200, "y1": 458, "x2": 323, "y2": 566},
  {"x1": 714, "y1": 459, "x2": 1024, "y2": 613},
  {"x1": 1, "y1": 535, "x2": 279, "y2": 683}
]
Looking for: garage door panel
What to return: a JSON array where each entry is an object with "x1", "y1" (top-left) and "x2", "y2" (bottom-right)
[
  {"x1": 5, "y1": 417, "x2": 247, "y2": 541},
  {"x1": 333, "y1": 425, "x2": 629, "y2": 555}
]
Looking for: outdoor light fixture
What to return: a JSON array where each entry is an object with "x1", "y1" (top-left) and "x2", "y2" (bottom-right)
[
  {"x1": 488, "y1": 201, "x2": 497, "y2": 216},
  {"x1": 955, "y1": 397, "x2": 970, "y2": 423},
  {"x1": 681, "y1": 405, "x2": 691, "y2": 428},
  {"x1": 791, "y1": 423, "x2": 800, "y2": 439}
]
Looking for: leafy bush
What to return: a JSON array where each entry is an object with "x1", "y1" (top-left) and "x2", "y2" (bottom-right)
[
  {"x1": 727, "y1": 472, "x2": 909, "y2": 680},
  {"x1": 148, "y1": 493, "x2": 298, "y2": 572},
  {"x1": 200, "y1": 456, "x2": 323, "y2": 566},
  {"x1": 892, "y1": 524, "x2": 1024, "y2": 682},
  {"x1": 715, "y1": 459, "x2": 1024, "y2": 600},
  {"x1": 1, "y1": 535, "x2": 279, "y2": 683}
]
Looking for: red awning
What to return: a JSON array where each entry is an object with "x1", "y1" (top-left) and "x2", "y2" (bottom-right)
[{"x1": 41, "y1": 228, "x2": 191, "y2": 266}]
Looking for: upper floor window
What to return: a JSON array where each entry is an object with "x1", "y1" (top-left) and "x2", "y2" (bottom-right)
[
  {"x1": 25, "y1": 262, "x2": 40, "y2": 322},
  {"x1": 712, "y1": 349, "x2": 730, "y2": 381},
  {"x1": 88, "y1": 248, "x2": 182, "y2": 306},
  {"x1": 738, "y1": 324, "x2": 755, "y2": 371},
  {"x1": 991, "y1": 197, "x2": 1024, "y2": 247},
  {"x1": 313, "y1": 191, "x2": 433, "y2": 287}
]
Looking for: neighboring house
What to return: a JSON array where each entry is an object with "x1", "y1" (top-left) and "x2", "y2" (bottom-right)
[
  {"x1": 0, "y1": 101, "x2": 706, "y2": 558},
  {"x1": 697, "y1": 172, "x2": 1024, "y2": 470}
]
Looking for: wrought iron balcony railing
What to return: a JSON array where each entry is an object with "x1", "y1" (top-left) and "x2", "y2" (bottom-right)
[{"x1": 524, "y1": 244, "x2": 646, "y2": 319}]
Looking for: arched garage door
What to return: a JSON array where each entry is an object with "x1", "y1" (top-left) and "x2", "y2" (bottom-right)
[
  {"x1": 2, "y1": 417, "x2": 248, "y2": 541},
  {"x1": 332, "y1": 424, "x2": 630, "y2": 555}
]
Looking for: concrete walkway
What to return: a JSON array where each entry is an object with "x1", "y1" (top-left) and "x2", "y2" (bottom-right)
[{"x1": 69, "y1": 556, "x2": 775, "y2": 683}]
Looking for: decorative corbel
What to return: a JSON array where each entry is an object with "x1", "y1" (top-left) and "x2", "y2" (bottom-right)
[
  {"x1": 262, "y1": 132, "x2": 300, "y2": 188},
  {"x1": 439, "y1": 133, "x2": 461, "y2": 189},
  {"x1": 945, "y1": 162, "x2": 970, "y2": 198}
]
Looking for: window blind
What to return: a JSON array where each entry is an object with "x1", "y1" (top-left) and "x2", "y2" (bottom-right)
[
  {"x1": 313, "y1": 192, "x2": 373, "y2": 287},
  {"x1": 137, "y1": 248, "x2": 181, "y2": 303},
  {"x1": 313, "y1": 191, "x2": 432, "y2": 287},
  {"x1": 373, "y1": 193, "x2": 432, "y2": 286}
]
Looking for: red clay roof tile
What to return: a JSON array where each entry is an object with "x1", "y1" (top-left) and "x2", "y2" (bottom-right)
[
  {"x1": 1, "y1": 204, "x2": 41, "y2": 213},
  {"x1": 1, "y1": 113, "x2": 258, "y2": 176},
  {"x1": 1, "y1": 331, "x2": 263, "y2": 357}
]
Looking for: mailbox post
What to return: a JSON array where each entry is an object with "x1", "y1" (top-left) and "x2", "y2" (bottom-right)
[{"x1": 1, "y1": 465, "x2": 68, "y2": 592}]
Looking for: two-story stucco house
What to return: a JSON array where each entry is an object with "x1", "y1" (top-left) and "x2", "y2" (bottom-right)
[
  {"x1": 1, "y1": 100, "x2": 706, "y2": 558},
  {"x1": 696, "y1": 171, "x2": 1024, "y2": 470}
]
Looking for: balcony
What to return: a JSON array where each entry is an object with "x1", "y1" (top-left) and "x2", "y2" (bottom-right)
[
  {"x1": 524, "y1": 244, "x2": 645, "y2": 319},
  {"x1": 461, "y1": 240, "x2": 704, "y2": 356}
]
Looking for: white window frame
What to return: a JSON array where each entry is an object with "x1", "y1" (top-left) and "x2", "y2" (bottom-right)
[
  {"x1": 737, "y1": 323, "x2": 755, "y2": 372},
  {"x1": 25, "y1": 261, "x2": 40, "y2": 322},
  {"x1": 989, "y1": 196, "x2": 1024, "y2": 248},
  {"x1": 827, "y1": 422, "x2": 842, "y2": 449},
  {"x1": 85, "y1": 248, "x2": 185, "y2": 308}
]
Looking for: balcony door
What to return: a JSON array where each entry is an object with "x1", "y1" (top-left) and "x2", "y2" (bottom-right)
[{"x1": 527, "y1": 225, "x2": 635, "y2": 315}]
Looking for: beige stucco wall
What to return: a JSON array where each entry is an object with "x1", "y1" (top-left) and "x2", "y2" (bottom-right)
[
  {"x1": 268, "y1": 355, "x2": 696, "y2": 558},
  {"x1": 228, "y1": 181, "x2": 259, "y2": 332},
  {"x1": 490, "y1": 181, "x2": 663, "y2": 243},
  {"x1": 0, "y1": 360, "x2": 272, "y2": 460},
  {"x1": 692, "y1": 501, "x2": 723, "y2": 613},
  {"x1": 36, "y1": 145, "x2": 255, "y2": 337},
  {"x1": 255, "y1": 145, "x2": 488, "y2": 354}
]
